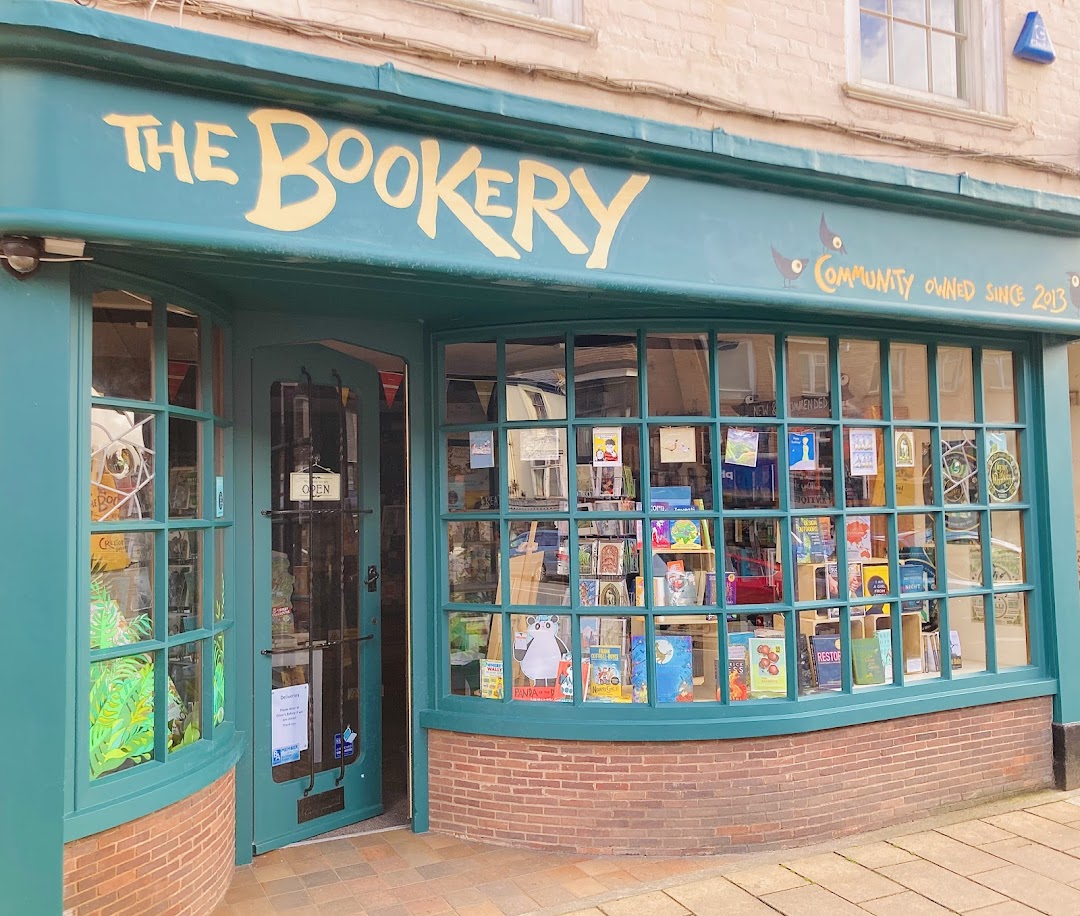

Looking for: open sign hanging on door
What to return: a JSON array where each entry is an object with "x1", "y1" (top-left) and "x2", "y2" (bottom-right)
[{"x1": 289, "y1": 471, "x2": 341, "y2": 501}]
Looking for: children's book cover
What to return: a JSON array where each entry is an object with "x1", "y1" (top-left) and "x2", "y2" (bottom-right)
[
  {"x1": 589, "y1": 645, "x2": 624, "y2": 701},
  {"x1": 876, "y1": 630, "x2": 894, "y2": 684},
  {"x1": 650, "y1": 486, "x2": 693, "y2": 510},
  {"x1": 651, "y1": 519, "x2": 672, "y2": 549},
  {"x1": 851, "y1": 637, "x2": 886, "y2": 685},
  {"x1": 669, "y1": 517, "x2": 703, "y2": 548},
  {"x1": 723, "y1": 645, "x2": 749, "y2": 701},
  {"x1": 631, "y1": 635, "x2": 693, "y2": 703},
  {"x1": 480, "y1": 660, "x2": 504, "y2": 699},
  {"x1": 811, "y1": 635, "x2": 842, "y2": 689},
  {"x1": 748, "y1": 637, "x2": 787, "y2": 697}
]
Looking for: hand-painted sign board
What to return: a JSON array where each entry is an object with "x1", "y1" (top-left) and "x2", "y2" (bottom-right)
[{"x1": 5, "y1": 69, "x2": 1080, "y2": 329}]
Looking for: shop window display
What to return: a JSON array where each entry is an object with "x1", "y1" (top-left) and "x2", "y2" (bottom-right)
[
  {"x1": 86, "y1": 289, "x2": 232, "y2": 781},
  {"x1": 439, "y1": 331, "x2": 1034, "y2": 710}
]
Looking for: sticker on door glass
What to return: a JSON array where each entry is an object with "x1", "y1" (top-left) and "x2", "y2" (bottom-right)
[{"x1": 271, "y1": 684, "x2": 309, "y2": 766}]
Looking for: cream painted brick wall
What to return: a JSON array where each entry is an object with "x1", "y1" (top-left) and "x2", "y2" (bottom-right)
[{"x1": 91, "y1": 0, "x2": 1080, "y2": 195}]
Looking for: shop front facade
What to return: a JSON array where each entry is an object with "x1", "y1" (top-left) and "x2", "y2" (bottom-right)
[{"x1": 4, "y1": 2, "x2": 1080, "y2": 913}]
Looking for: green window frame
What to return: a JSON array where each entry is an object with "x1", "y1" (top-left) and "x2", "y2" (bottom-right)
[
  {"x1": 68, "y1": 268, "x2": 236, "y2": 825},
  {"x1": 434, "y1": 324, "x2": 1043, "y2": 725}
]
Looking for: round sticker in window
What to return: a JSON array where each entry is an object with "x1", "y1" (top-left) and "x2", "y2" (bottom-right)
[{"x1": 987, "y1": 451, "x2": 1020, "y2": 503}]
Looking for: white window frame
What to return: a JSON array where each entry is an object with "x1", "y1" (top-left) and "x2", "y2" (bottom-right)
[
  {"x1": 401, "y1": 0, "x2": 588, "y2": 37},
  {"x1": 844, "y1": 0, "x2": 1005, "y2": 119}
]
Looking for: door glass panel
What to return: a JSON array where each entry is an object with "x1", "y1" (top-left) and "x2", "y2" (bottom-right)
[
  {"x1": 167, "y1": 305, "x2": 201, "y2": 409},
  {"x1": 92, "y1": 290, "x2": 154, "y2": 402},
  {"x1": 90, "y1": 532, "x2": 154, "y2": 648},
  {"x1": 168, "y1": 417, "x2": 201, "y2": 519},
  {"x1": 168, "y1": 641, "x2": 203, "y2": 753},
  {"x1": 268, "y1": 380, "x2": 361, "y2": 783},
  {"x1": 90, "y1": 409, "x2": 155, "y2": 521}
]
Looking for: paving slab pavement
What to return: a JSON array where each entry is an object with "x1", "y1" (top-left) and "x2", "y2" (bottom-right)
[{"x1": 214, "y1": 787, "x2": 1080, "y2": 916}]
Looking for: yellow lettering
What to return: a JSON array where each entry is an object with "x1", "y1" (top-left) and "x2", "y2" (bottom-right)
[
  {"x1": 513, "y1": 160, "x2": 588, "y2": 255},
  {"x1": 143, "y1": 122, "x2": 194, "y2": 184},
  {"x1": 417, "y1": 141, "x2": 518, "y2": 259},
  {"x1": 814, "y1": 254, "x2": 836, "y2": 293},
  {"x1": 569, "y1": 168, "x2": 650, "y2": 269},
  {"x1": 473, "y1": 167, "x2": 514, "y2": 219},
  {"x1": 373, "y1": 146, "x2": 419, "y2": 209},
  {"x1": 192, "y1": 122, "x2": 238, "y2": 185},
  {"x1": 103, "y1": 114, "x2": 162, "y2": 172},
  {"x1": 246, "y1": 109, "x2": 335, "y2": 232},
  {"x1": 327, "y1": 128, "x2": 373, "y2": 184}
]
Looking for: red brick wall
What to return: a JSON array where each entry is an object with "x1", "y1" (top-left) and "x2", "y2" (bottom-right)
[
  {"x1": 429, "y1": 697, "x2": 1052, "y2": 855},
  {"x1": 63, "y1": 769, "x2": 235, "y2": 916}
]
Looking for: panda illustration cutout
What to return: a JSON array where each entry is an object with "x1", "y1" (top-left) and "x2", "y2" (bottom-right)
[{"x1": 515, "y1": 615, "x2": 570, "y2": 687}]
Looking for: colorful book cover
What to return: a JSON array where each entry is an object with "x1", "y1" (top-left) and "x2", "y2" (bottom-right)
[
  {"x1": 876, "y1": 630, "x2": 894, "y2": 684},
  {"x1": 811, "y1": 635, "x2": 842, "y2": 689},
  {"x1": 861, "y1": 564, "x2": 891, "y2": 614},
  {"x1": 650, "y1": 486, "x2": 693, "y2": 510},
  {"x1": 846, "y1": 516, "x2": 872, "y2": 559},
  {"x1": 724, "y1": 646, "x2": 749, "y2": 701},
  {"x1": 748, "y1": 637, "x2": 787, "y2": 697},
  {"x1": 851, "y1": 637, "x2": 886, "y2": 685},
  {"x1": 793, "y1": 517, "x2": 824, "y2": 564},
  {"x1": 668, "y1": 517, "x2": 702, "y2": 548},
  {"x1": 900, "y1": 562, "x2": 929, "y2": 621},
  {"x1": 724, "y1": 572, "x2": 737, "y2": 605},
  {"x1": 480, "y1": 660, "x2": 504, "y2": 699},
  {"x1": 651, "y1": 519, "x2": 672, "y2": 549},
  {"x1": 630, "y1": 634, "x2": 694, "y2": 702},
  {"x1": 703, "y1": 571, "x2": 716, "y2": 605},
  {"x1": 589, "y1": 645, "x2": 623, "y2": 701}
]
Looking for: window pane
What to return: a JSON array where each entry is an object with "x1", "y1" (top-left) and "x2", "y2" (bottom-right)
[
  {"x1": 860, "y1": 12, "x2": 891, "y2": 83},
  {"x1": 650, "y1": 425, "x2": 713, "y2": 509},
  {"x1": 168, "y1": 530, "x2": 202, "y2": 634},
  {"x1": 987, "y1": 430, "x2": 1022, "y2": 504},
  {"x1": 989, "y1": 512, "x2": 1025, "y2": 586},
  {"x1": 994, "y1": 593, "x2": 1030, "y2": 668},
  {"x1": 721, "y1": 426, "x2": 780, "y2": 509},
  {"x1": 787, "y1": 338, "x2": 831, "y2": 417},
  {"x1": 167, "y1": 305, "x2": 200, "y2": 409},
  {"x1": 718, "y1": 334, "x2": 776, "y2": 416},
  {"x1": 931, "y1": 0, "x2": 957, "y2": 30},
  {"x1": 790, "y1": 426, "x2": 836, "y2": 507},
  {"x1": 894, "y1": 0, "x2": 927, "y2": 23},
  {"x1": 938, "y1": 347, "x2": 975, "y2": 421},
  {"x1": 91, "y1": 409, "x2": 155, "y2": 521},
  {"x1": 851, "y1": 613, "x2": 893, "y2": 687},
  {"x1": 89, "y1": 652, "x2": 155, "y2": 779},
  {"x1": 581, "y1": 615, "x2": 645, "y2": 703},
  {"x1": 646, "y1": 333, "x2": 710, "y2": 416},
  {"x1": 507, "y1": 427, "x2": 568, "y2": 510},
  {"x1": 945, "y1": 514, "x2": 983, "y2": 588},
  {"x1": 445, "y1": 342, "x2": 497, "y2": 424},
  {"x1": 898, "y1": 512, "x2": 940, "y2": 619},
  {"x1": 840, "y1": 340, "x2": 882, "y2": 418},
  {"x1": 574, "y1": 334, "x2": 639, "y2": 418},
  {"x1": 508, "y1": 520, "x2": 570, "y2": 606},
  {"x1": 446, "y1": 433, "x2": 499, "y2": 512},
  {"x1": 801, "y1": 613, "x2": 843, "y2": 694},
  {"x1": 169, "y1": 417, "x2": 201, "y2": 519},
  {"x1": 654, "y1": 619, "x2": 719, "y2": 703},
  {"x1": 92, "y1": 290, "x2": 153, "y2": 402},
  {"x1": 947, "y1": 595, "x2": 987, "y2": 673},
  {"x1": 891, "y1": 343, "x2": 930, "y2": 420},
  {"x1": 575, "y1": 425, "x2": 640, "y2": 506},
  {"x1": 511, "y1": 613, "x2": 574, "y2": 701},
  {"x1": 931, "y1": 31, "x2": 959, "y2": 97},
  {"x1": 791, "y1": 515, "x2": 838, "y2": 602},
  {"x1": 449, "y1": 521, "x2": 499, "y2": 604},
  {"x1": 506, "y1": 337, "x2": 566, "y2": 421},
  {"x1": 579, "y1": 521, "x2": 642, "y2": 606},
  {"x1": 860, "y1": 0, "x2": 886, "y2": 12},
  {"x1": 168, "y1": 641, "x2": 203, "y2": 753},
  {"x1": 213, "y1": 631, "x2": 226, "y2": 726},
  {"x1": 214, "y1": 528, "x2": 227, "y2": 621},
  {"x1": 844, "y1": 427, "x2": 886, "y2": 507},
  {"x1": 893, "y1": 21, "x2": 930, "y2": 92},
  {"x1": 725, "y1": 518, "x2": 784, "y2": 605},
  {"x1": 894, "y1": 428, "x2": 935, "y2": 506},
  {"x1": 941, "y1": 430, "x2": 978, "y2": 505},
  {"x1": 449, "y1": 612, "x2": 500, "y2": 697},
  {"x1": 983, "y1": 350, "x2": 1018, "y2": 423},
  {"x1": 651, "y1": 519, "x2": 715, "y2": 607},
  {"x1": 212, "y1": 325, "x2": 225, "y2": 418},
  {"x1": 847, "y1": 515, "x2": 892, "y2": 603},
  {"x1": 91, "y1": 533, "x2": 155, "y2": 649},
  {"x1": 727, "y1": 616, "x2": 788, "y2": 699}
]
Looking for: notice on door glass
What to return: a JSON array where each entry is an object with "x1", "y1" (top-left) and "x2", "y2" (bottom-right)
[{"x1": 271, "y1": 684, "x2": 309, "y2": 766}]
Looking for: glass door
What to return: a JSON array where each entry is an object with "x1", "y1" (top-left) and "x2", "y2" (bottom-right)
[{"x1": 252, "y1": 346, "x2": 382, "y2": 852}]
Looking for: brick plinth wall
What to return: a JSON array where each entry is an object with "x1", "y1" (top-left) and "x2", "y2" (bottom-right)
[
  {"x1": 429, "y1": 698, "x2": 1052, "y2": 855},
  {"x1": 63, "y1": 769, "x2": 235, "y2": 915}
]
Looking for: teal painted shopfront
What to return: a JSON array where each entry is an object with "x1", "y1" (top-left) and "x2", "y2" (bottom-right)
[{"x1": 5, "y1": 0, "x2": 1080, "y2": 911}]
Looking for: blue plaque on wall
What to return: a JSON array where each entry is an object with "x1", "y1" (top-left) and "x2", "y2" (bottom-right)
[{"x1": 1013, "y1": 11, "x2": 1055, "y2": 64}]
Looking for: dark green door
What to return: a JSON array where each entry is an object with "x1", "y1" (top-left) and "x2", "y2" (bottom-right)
[{"x1": 252, "y1": 345, "x2": 383, "y2": 852}]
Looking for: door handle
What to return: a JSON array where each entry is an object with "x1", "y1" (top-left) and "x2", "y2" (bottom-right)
[{"x1": 365, "y1": 565, "x2": 379, "y2": 592}]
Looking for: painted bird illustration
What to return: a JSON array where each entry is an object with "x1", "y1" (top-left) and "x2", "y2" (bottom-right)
[
  {"x1": 819, "y1": 214, "x2": 846, "y2": 254},
  {"x1": 1068, "y1": 272, "x2": 1080, "y2": 309},
  {"x1": 771, "y1": 246, "x2": 808, "y2": 288}
]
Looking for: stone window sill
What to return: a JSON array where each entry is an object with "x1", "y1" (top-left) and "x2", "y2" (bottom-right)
[
  {"x1": 401, "y1": 0, "x2": 595, "y2": 42},
  {"x1": 842, "y1": 82, "x2": 1016, "y2": 130}
]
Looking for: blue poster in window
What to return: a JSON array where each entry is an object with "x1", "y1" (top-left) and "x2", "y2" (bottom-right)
[{"x1": 789, "y1": 431, "x2": 817, "y2": 470}]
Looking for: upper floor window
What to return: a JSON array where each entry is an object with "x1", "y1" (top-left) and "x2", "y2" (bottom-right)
[
  {"x1": 407, "y1": 0, "x2": 583, "y2": 28},
  {"x1": 851, "y1": 0, "x2": 1003, "y2": 114}
]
